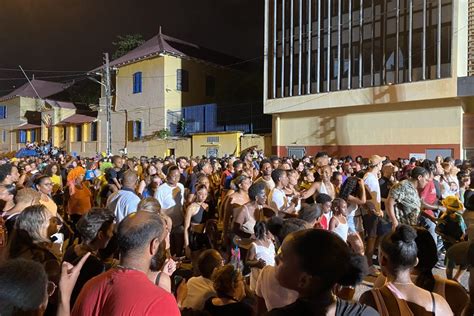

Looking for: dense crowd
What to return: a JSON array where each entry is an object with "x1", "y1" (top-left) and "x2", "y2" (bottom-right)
[{"x1": 0, "y1": 149, "x2": 473, "y2": 315}]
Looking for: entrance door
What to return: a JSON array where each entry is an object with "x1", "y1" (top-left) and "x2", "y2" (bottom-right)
[{"x1": 206, "y1": 147, "x2": 218, "y2": 158}]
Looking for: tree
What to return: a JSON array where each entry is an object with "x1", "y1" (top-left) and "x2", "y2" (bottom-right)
[{"x1": 112, "y1": 34, "x2": 145, "y2": 60}]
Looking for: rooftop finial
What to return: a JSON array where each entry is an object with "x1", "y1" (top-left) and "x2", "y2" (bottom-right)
[{"x1": 159, "y1": 25, "x2": 162, "y2": 34}]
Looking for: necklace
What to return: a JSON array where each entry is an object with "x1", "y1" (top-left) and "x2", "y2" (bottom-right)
[
  {"x1": 391, "y1": 281, "x2": 413, "y2": 285},
  {"x1": 116, "y1": 264, "x2": 141, "y2": 272}
]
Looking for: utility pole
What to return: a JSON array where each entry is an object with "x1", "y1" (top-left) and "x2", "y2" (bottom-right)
[{"x1": 103, "y1": 53, "x2": 112, "y2": 156}]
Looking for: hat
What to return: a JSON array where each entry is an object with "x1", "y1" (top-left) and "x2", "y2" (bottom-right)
[
  {"x1": 442, "y1": 196, "x2": 464, "y2": 212},
  {"x1": 369, "y1": 155, "x2": 386, "y2": 166}
]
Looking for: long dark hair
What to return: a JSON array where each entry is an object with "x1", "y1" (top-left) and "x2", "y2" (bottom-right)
[
  {"x1": 413, "y1": 227, "x2": 437, "y2": 291},
  {"x1": 44, "y1": 163, "x2": 61, "y2": 176}
]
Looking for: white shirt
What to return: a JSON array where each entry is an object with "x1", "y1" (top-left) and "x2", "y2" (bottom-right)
[
  {"x1": 154, "y1": 182, "x2": 185, "y2": 228},
  {"x1": 255, "y1": 265, "x2": 298, "y2": 311},
  {"x1": 268, "y1": 187, "x2": 288, "y2": 212},
  {"x1": 364, "y1": 172, "x2": 381, "y2": 203},
  {"x1": 181, "y1": 276, "x2": 216, "y2": 310},
  {"x1": 107, "y1": 188, "x2": 140, "y2": 223}
]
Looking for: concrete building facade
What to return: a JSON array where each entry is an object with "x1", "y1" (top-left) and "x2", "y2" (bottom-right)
[{"x1": 264, "y1": 0, "x2": 474, "y2": 159}]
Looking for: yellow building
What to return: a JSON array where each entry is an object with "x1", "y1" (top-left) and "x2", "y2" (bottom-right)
[
  {"x1": 0, "y1": 80, "x2": 78, "y2": 152},
  {"x1": 191, "y1": 131, "x2": 242, "y2": 158},
  {"x1": 94, "y1": 30, "x2": 243, "y2": 157},
  {"x1": 264, "y1": 0, "x2": 474, "y2": 160}
]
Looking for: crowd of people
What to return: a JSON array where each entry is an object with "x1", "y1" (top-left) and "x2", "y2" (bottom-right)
[{"x1": 0, "y1": 149, "x2": 473, "y2": 315}]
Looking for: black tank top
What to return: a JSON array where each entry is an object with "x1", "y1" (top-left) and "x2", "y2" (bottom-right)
[{"x1": 191, "y1": 206, "x2": 205, "y2": 224}]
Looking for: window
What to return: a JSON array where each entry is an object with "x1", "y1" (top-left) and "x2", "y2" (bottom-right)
[
  {"x1": 133, "y1": 72, "x2": 142, "y2": 94},
  {"x1": 2, "y1": 130, "x2": 6, "y2": 143},
  {"x1": 128, "y1": 120, "x2": 142, "y2": 140},
  {"x1": 205, "y1": 75, "x2": 215, "y2": 97},
  {"x1": 30, "y1": 129, "x2": 36, "y2": 142},
  {"x1": 76, "y1": 125, "x2": 82, "y2": 142},
  {"x1": 90, "y1": 121, "x2": 98, "y2": 141},
  {"x1": 176, "y1": 69, "x2": 189, "y2": 92},
  {"x1": 207, "y1": 136, "x2": 219, "y2": 143},
  {"x1": 0, "y1": 106, "x2": 7, "y2": 119},
  {"x1": 133, "y1": 121, "x2": 142, "y2": 140},
  {"x1": 18, "y1": 130, "x2": 26, "y2": 143}
]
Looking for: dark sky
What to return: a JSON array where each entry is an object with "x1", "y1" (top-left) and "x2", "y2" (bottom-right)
[{"x1": 0, "y1": 0, "x2": 264, "y2": 93}]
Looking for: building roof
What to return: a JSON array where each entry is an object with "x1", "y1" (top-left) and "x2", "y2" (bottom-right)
[
  {"x1": 14, "y1": 123, "x2": 41, "y2": 130},
  {"x1": 45, "y1": 99, "x2": 76, "y2": 109},
  {"x1": 56, "y1": 112, "x2": 97, "y2": 125},
  {"x1": 93, "y1": 29, "x2": 241, "y2": 71},
  {"x1": 0, "y1": 79, "x2": 73, "y2": 102}
]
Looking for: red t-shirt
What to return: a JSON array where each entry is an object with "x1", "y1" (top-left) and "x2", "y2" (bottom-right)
[
  {"x1": 418, "y1": 180, "x2": 437, "y2": 217},
  {"x1": 72, "y1": 268, "x2": 180, "y2": 316}
]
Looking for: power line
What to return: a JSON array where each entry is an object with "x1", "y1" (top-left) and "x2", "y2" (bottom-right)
[{"x1": 0, "y1": 67, "x2": 88, "y2": 73}]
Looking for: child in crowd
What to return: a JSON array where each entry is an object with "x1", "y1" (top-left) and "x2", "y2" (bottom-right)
[
  {"x1": 436, "y1": 196, "x2": 467, "y2": 251},
  {"x1": 105, "y1": 155, "x2": 124, "y2": 193},
  {"x1": 329, "y1": 198, "x2": 349, "y2": 242},
  {"x1": 246, "y1": 221, "x2": 275, "y2": 291},
  {"x1": 315, "y1": 193, "x2": 332, "y2": 230}
]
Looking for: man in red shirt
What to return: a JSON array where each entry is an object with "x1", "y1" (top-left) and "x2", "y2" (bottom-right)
[
  {"x1": 72, "y1": 211, "x2": 180, "y2": 316},
  {"x1": 417, "y1": 165, "x2": 446, "y2": 267}
]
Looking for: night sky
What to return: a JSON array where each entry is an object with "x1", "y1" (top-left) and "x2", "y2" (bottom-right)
[{"x1": 0, "y1": 0, "x2": 264, "y2": 93}]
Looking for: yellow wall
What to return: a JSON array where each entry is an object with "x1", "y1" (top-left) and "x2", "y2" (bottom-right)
[
  {"x1": 192, "y1": 132, "x2": 242, "y2": 157},
  {"x1": 265, "y1": 78, "x2": 458, "y2": 114},
  {"x1": 275, "y1": 100, "x2": 463, "y2": 147},
  {"x1": 115, "y1": 57, "x2": 166, "y2": 133},
  {"x1": 163, "y1": 55, "x2": 236, "y2": 111}
]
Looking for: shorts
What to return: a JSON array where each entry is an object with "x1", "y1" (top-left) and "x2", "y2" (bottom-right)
[
  {"x1": 377, "y1": 217, "x2": 392, "y2": 237},
  {"x1": 363, "y1": 213, "x2": 380, "y2": 238}
]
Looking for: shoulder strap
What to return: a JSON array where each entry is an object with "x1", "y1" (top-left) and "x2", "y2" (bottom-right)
[
  {"x1": 385, "y1": 283, "x2": 415, "y2": 316},
  {"x1": 370, "y1": 289, "x2": 390, "y2": 316},
  {"x1": 430, "y1": 292, "x2": 436, "y2": 313}
]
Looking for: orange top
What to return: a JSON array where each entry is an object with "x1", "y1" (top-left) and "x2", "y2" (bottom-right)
[{"x1": 67, "y1": 185, "x2": 92, "y2": 215}]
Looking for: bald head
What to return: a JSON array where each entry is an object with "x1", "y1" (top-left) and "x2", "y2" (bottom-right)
[
  {"x1": 117, "y1": 211, "x2": 165, "y2": 257},
  {"x1": 122, "y1": 170, "x2": 138, "y2": 188}
]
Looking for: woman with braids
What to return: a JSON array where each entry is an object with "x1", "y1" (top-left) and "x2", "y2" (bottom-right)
[
  {"x1": 360, "y1": 225, "x2": 453, "y2": 315},
  {"x1": 268, "y1": 229, "x2": 377, "y2": 316}
]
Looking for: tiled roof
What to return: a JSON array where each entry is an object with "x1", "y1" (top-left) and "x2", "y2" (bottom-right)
[
  {"x1": 92, "y1": 30, "x2": 241, "y2": 71},
  {"x1": 45, "y1": 99, "x2": 76, "y2": 109},
  {"x1": 0, "y1": 80, "x2": 72, "y2": 102},
  {"x1": 56, "y1": 113, "x2": 97, "y2": 125},
  {"x1": 14, "y1": 123, "x2": 41, "y2": 130}
]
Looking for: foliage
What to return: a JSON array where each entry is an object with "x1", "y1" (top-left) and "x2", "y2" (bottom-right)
[
  {"x1": 154, "y1": 129, "x2": 170, "y2": 139},
  {"x1": 177, "y1": 118, "x2": 186, "y2": 136},
  {"x1": 112, "y1": 34, "x2": 145, "y2": 60}
]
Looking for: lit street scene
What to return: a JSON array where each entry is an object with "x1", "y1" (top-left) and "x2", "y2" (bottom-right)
[{"x1": 0, "y1": 1, "x2": 473, "y2": 315}]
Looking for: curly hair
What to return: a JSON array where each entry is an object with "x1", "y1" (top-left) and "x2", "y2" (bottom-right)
[
  {"x1": 339, "y1": 176, "x2": 359, "y2": 200},
  {"x1": 76, "y1": 208, "x2": 115, "y2": 243}
]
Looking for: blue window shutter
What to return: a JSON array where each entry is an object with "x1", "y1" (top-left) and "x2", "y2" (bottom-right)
[
  {"x1": 138, "y1": 72, "x2": 142, "y2": 92},
  {"x1": 137, "y1": 121, "x2": 142, "y2": 138},
  {"x1": 133, "y1": 72, "x2": 142, "y2": 93},
  {"x1": 0, "y1": 106, "x2": 6, "y2": 119},
  {"x1": 19, "y1": 130, "x2": 26, "y2": 143}
]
